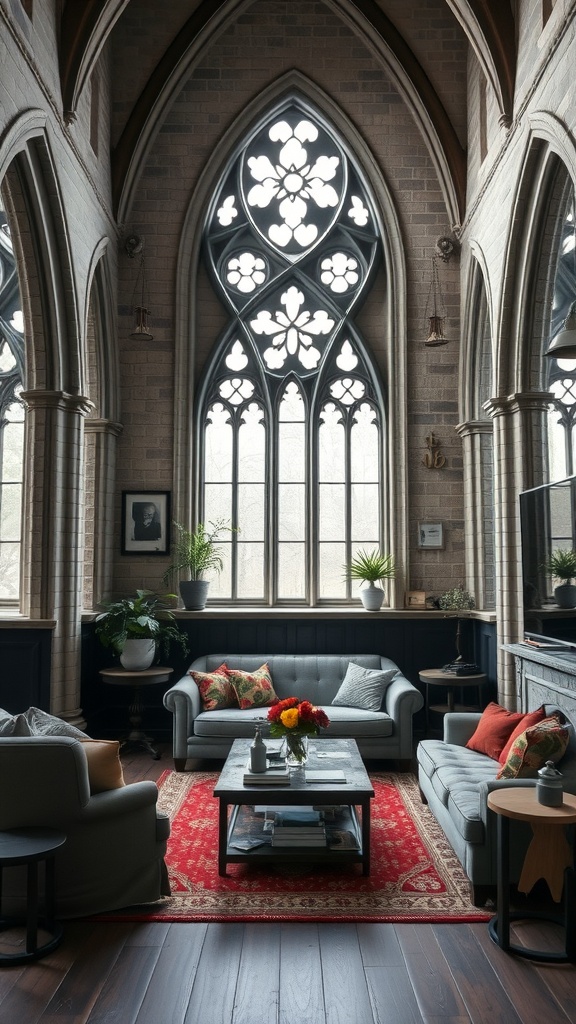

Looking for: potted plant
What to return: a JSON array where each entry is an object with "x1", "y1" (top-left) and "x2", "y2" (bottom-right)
[
  {"x1": 543, "y1": 548, "x2": 576, "y2": 608},
  {"x1": 95, "y1": 589, "x2": 189, "y2": 669},
  {"x1": 343, "y1": 548, "x2": 395, "y2": 610},
  {"x1": 161, "y1": 519, "x2": 236, "y2": 610}
]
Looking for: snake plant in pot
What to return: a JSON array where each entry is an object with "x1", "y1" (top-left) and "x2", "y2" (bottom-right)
[
  {"x1": 95, "y1": 589, "x2": 189, "y2": 669},
  {"x1": 343, "y1": 548, "x2": 396, "y2": 610}
]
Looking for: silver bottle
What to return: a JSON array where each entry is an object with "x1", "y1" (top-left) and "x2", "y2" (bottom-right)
[
  {"x1": 536, "y1": 760, "x2": 563, "y2": 807},
  {"x1": 250, "y1": 725, "x2": 267, "y2": 773}
]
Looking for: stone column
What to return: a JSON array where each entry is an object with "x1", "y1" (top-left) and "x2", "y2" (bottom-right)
[
  {"x1": 455, "y1": 419, "x2": 495, "y2": 610},
  {"x1": 20, "y1": 389, "x2": 93, "y2": 726},
  {"x1": 484, "y1": 392, "x2": 551, "y2": 707},
  {"x1": 83, "y1": 418, "x2": 123, "y2": 609}
]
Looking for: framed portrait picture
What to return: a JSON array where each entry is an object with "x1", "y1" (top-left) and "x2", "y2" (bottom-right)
[
  {"x1": 121, "y1": 491, "x2": 170, "y2": 555},
  {"x1": 417, "y1": 522, "x2": 444, "y2": 550},
  {"x1": 405, "y1": 590, "x2": 427, "y2": 609}
]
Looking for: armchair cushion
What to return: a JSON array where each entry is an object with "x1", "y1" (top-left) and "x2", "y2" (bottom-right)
[
  {"x1": 225, "y1": 663, "x2": 279, "y2": 709},
  {"x1": 80, "y1": 739, "x2": 126, "y2": 794}
]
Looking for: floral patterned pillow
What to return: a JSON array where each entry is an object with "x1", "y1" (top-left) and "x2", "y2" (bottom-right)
[
  {"x1": 496, "y1": 713, "x2": 570, "y2": 779},
  {"x1": 190, "y1": 664, "x2": 237, "y2": 711},
  {"x1": 225, "y1": 663, "x2": 279, "y2": 710}
]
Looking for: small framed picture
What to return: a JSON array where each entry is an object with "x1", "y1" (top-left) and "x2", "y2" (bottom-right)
[
  {"x1": 405, "y1": 590, "x2": 427, "y2": 609},
  {"x1": 121, "y1": 491, "x2": 170, "y2": 555},
  {"x1": 418, "y1": 522, "x2": 444, "y2": 549}
]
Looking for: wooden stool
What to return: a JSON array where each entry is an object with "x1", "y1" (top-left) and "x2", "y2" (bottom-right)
[{"x1": 0, "y1": 827, "x2": 67, "y2": 965}]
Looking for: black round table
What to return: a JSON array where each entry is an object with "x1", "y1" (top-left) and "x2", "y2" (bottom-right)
[{"x1": 0, "y1": 827, "x2": 67, "y2": 965}]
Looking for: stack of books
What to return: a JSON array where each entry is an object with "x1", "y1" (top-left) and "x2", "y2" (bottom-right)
[
  {"x1": 243, "y1": 764, "x2": 290, "y2": 786},
  {"x1": 272, "y1": 825, "x2": 327, "y2": 847}
]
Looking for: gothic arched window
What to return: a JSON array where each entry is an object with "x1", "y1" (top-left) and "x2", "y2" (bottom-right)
[
  {"x1": 199, "y1": 100, "x2": 385, "y2": 604},
  {"x1": 548, "y1": 192, "x2": 576, "y2": 480},
  {"x1": 0, "y1": 210, "x2": 24, "y2": 603}
]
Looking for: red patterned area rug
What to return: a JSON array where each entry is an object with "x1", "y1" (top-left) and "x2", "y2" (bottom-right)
[{"x1": 98, "y1": 770, "x2": 491, "y2": 924}]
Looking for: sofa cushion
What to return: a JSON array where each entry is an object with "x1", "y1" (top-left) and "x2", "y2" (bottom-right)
[
  {"x1": 193, "y1": 705, "x2": 393, "y2": 740},
  {"x1": 80, "y1": 739, "x2": 126, "y2": 794},
  {"x1": 331, "y1": 662, "x2": 395, "y2": 712},
  {"x1": 225, "y1": 664, "x2": 279, "y2": 710},
  {"x1": 496, "y1": 714, "x2": 570, "y2": 779},
  {"x1": 498, "y1": 705, "x2": 547, "y2": 763},
  {"x1": 190, "y1": 664, "x2": 237, "y2": 711},
  {"x1": 465, "y1": 702, "x2": 526, "y2": 760}
]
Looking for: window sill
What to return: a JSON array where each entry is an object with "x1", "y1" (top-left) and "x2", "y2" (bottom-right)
[{"x1": 169, "y1": 606, "x2": 496, "y2": 622}]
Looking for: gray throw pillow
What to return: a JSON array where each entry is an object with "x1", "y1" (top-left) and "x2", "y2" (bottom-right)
[
  {"x1": 331, "y1": 662, "x2": 396, "y2": 712},
  {"x1": 0, "y1": 709, "x2": 27, "y2": 736},
  {"x1": 22, "y1": 707, "x2": 86, "y2": 738}
]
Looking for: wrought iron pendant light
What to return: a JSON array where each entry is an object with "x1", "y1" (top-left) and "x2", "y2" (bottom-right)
[
  {"x1": 126, "y1": 235, "x2": 153, "y2": 341},
  {"x1": 424, "y1": 256, "x2": 448, "y2": 346}
]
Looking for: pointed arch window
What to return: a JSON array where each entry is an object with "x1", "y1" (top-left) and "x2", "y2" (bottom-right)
[
  {"x1": 0, "y1": 210, "x2": 25, "y2": 603},
  {"x1": 547, "y1": 192, "x2": 576, "y2": 480},
  {"x1": 199, "y1": 101, "x2": 385, "y2": 604}
]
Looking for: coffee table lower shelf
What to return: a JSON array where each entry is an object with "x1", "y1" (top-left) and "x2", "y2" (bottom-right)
[{"x1": 223, "y1": 803, "x2": 365, "y2": 874}]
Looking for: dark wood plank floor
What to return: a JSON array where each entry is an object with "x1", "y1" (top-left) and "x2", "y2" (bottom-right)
[{"x1": 1, "y1": 745, "x2": 575, "y2": 1024}]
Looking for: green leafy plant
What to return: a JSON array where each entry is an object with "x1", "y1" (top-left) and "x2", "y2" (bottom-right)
[
  {"x1": 343, "y1": 548, "x2": 395, "y2": 586},
  {"x1": 438, "y1": 586, "x2": 475, "y2": 610},
  {"x1": 95, "y1": 589, "x2": 189, "y2": 659},
  {"x1": 161, "y1": 519, "x2": 237, "y2": 584},
  {"x1": 544, "y1": 548, "x2": 576, "y2": 584}
]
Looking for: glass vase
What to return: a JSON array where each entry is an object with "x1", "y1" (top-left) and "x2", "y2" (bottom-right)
[{"x1": 282, "y1": 731, "x2": 309, "y2": 768}]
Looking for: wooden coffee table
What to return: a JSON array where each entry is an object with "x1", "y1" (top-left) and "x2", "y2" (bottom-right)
[{"x1": 214, "y1": 738, "x2": 375, "y2": 877}]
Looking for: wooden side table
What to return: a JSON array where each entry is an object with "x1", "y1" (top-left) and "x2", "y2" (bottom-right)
[
  {"x1": 99, "y1": 666, "x2": 174, "y2": 759},
  {"x1": 487, "y1": 787, "x2": 576, "y2": 962},
  {"x1": 0, "y1": 827, "x2": 67, "y2": 965},
  {"x1": 419, "y1": 668, "x2": 487, "y2": 735}
]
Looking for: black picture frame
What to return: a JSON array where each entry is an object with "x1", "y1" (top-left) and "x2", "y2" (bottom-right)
[{"x1": 121, "y1": 491, "x2": 170, "y2": 555}]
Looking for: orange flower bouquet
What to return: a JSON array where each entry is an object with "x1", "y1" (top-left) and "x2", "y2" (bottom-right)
[{"x1": 267, "y1": 698, "x2": 330, "y2": 766}]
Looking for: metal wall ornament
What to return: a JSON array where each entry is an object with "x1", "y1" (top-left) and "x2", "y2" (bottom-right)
[{"x1": 422, "y1": 431, "x2": 446, "y2": 469}]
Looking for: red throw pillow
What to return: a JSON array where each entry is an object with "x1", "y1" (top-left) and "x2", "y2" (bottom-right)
[
  {"x1": 465, "y1": 702, "x2": 526, "y2": 760},
  {"x1": 498, "y1": 705, "x2": 547, "y2": 764}
]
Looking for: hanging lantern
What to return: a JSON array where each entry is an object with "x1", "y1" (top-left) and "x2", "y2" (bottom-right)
[
  {"x1": 424, "y1": 256, "x2": 448, "y2": 346},
  {"x1": 126, "y1": 235, "x2": 153, "y2": 341}
]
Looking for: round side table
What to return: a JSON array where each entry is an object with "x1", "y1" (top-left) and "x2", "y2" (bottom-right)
[
  {"x1": 0, "y1": 827, "x2": 67, "y2": 966},
  {"x1": 487, "y1": 787, "x2": 576, "y2": 963},
  {"x1": 419, "y1": 668, "x2": 487, "y2": 735},
  {"x1": 99, "y1": 666, "x2": 174, "y2": 759}
]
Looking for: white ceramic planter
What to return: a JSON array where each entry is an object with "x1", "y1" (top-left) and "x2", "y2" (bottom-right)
[
  {"x1": 120, "y1": 638, "x2": 156, "y2": 670},
  {"x1": 359, "y1": 584, "x2": 384, "y2": 611}
]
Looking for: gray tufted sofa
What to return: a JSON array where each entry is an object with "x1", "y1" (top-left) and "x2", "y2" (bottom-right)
[
  {"x1": 163, "y1": 653, "x2": 423, "y2": 769},
  {"x1": 417, "y1": 706, "x2": 576, "y2": 906}
]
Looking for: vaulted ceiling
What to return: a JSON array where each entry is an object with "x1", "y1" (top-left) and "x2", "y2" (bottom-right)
[{"x1": 60, "y1": 0, "x2": 516, "y2": 226}]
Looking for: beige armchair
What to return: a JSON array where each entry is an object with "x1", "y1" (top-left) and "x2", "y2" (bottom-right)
[{"x1": 0, "y1": 736, "x2": 170, "y2": 919}]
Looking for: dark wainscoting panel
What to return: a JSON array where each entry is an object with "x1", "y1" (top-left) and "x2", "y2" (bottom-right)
[
  {"x1": 0, "y1": 629, "x2": 52, "y2": 713},
  {"x1": 82, "y1": 614, "x2": 497, "y2": 741}
]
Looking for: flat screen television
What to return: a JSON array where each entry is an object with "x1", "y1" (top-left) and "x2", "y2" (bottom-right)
[{"x1": 520, "y1": 474, "x2": 576, "y2": 647}]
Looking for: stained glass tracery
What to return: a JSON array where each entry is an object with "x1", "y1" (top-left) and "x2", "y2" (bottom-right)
[{"x1": 201, "y1": 101, "x2": 384, "y2": 603}]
